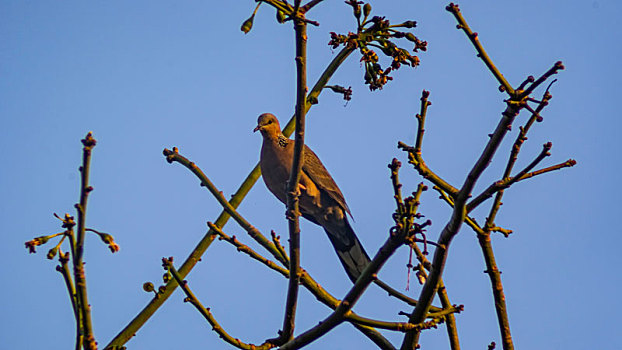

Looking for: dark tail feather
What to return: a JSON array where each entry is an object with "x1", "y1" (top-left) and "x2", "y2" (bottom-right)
[{"x1": 324, "y1": 218, "x2": 371, "y2": 283}]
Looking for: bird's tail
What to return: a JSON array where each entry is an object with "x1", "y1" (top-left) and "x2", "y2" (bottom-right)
[{"x1": 324, "y1": 217, "x2": 371, "y2": 283}]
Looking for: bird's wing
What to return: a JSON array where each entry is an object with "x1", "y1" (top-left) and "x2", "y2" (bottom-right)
[{"x1": 302, "y1": 145, "x2": 352, "y2": 217}]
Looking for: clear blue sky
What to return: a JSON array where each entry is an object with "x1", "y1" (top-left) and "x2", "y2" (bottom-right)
[{"x1": 2, "y1": 1, "x2": 620, "y2": 349}]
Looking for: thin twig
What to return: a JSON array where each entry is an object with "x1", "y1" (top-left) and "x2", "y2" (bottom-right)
[
  {"x1": 381, "y1": 161, "x2": 443, "y2": 312},
  {"x1": 300, "y1": 0, "x2": 323, "y2": 13},
  {"x1": 453, "y1": 159, "x2": 574, "y2": 229},
  {"x1": 208, "y1": 222, "x2": 289, "y2": 278},
  {"x1": 500, "y1": 86, "x2": 553, "y2": 193},
  {"x1": 425, "y1": 305, "x2": 464, "y2": 320},
  {"x1": 277, "y1": 14, "x2": 308, "y2": 344},
  {"x1": 163, "y1": 148, "x2": 288, "y2": 267},
  {"x1": 410, "y1": 238, "x2": 462, "y2": 350},
  {"x1": 398, "y1": 90, "x2": 459, "y2": 197},
  {"x1": 520, "y1": 61, "x2": 564, "y2": 98},
  {"x1": 467, "y1": 142, "x2": 553, "y2": 212},
  {"x1": 389, "y1": 158, "x2": 406, "y2": 214},
  {"x1": 56, "y1": 249, "x2": 82, "y2": 350},
  {"x1": 260, "y1": 0, "x2": 294, "y2": 15},
  {"x1": 56, "y1": 251, "x2": 78, "y2": 316},
  {"x1": 445, "y1": 3, "x2": 514, "y2": 96},
  {"x1": 271, "y1": 230, "x2": 290, "y2": 264},
  {"x1": 513, "y1": 159, "x2": 576, "y2": 181},
  {"x1": 414, "y1": 90, "x2": 431, "y2": 153},
  {"x1": 373, "y1": 280, "x2": 441, "y2": 312},
  {"x1": 397, "y1": 142, "x2": 459, "y2": 198},
  {"x1": 73, "y1": 132, "x2": 97, "y2": 350},
  {"x1": 60, "y1": 216, "x2": 83, "y2": 350}
]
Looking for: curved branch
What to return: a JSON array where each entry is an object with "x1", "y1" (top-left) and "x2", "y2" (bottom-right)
[
  {"x1": 397, "y1": 143, "x2": 459, "y2": 198},
  {"x1": 165, "y1": 260, "x2": 278, "y2": 350},
  {"x1": 163, "y1": 148, "x2": 287, "y2": 266}
]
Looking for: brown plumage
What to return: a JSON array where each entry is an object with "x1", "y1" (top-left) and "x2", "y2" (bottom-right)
[{"x1": 254, "y1": 113, "x2": 370, "y2": 283}]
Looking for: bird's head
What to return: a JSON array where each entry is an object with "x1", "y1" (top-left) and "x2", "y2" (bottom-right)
[{"x1": 253, "y1": 113, "x2": 282, "y2": 137}]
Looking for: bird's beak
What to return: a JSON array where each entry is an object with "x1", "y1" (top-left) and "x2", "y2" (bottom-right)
[{"x1": 253, "y1": 125, "x2": 261, "y2": 133}]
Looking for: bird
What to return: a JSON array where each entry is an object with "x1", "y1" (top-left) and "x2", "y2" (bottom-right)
[{"x1": 254, "y1": 112, "x2": 371, "y2": 283}]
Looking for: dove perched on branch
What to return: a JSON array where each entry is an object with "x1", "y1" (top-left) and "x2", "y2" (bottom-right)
[{"x1": 254, "y1": 113, "x2": 370, "y2": 283}]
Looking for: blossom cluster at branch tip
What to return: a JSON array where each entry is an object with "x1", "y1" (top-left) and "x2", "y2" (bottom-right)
[
  {"x1": 325, "y1": 85, "x2": 353, "y2": 102},
  {"x1": 329, "y1": 2, "x2": 425, "y2": 90}
]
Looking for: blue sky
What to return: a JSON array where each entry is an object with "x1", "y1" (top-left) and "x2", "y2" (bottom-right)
[{"x1": 2, "y1": 1, "x2": 620, "y2": 349}]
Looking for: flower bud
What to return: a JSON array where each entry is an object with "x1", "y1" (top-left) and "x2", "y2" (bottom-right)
[
  {"x1": 47, "y1": 246, "x2": 58, "y2": 260},
  {"x1": 363, "y1": 3, "x2": 372, "y2": 17},
  {"x1": 276, "y1": 10, "x2": 286, "y2": 23},
  {"x1": 99, "y1": 233, "x2": 114, "y2": 244},
  {"x1": 405, "y1": 33, "x2": 417, "y2": 42},
  {"x1": 36, "y1": 236, "x2": 50, "y2": 245},
  {"x1": 143, "y1": 282, "x2": 155, "y2": 293},
  {"x1": 163, "y1": 272, "x2": 172, "y2": 283},
  {"x1": 402, "y1": 20, "x2": 417, "y2": 28},
  {"x1": 241, "y1": 16, "x2": 254, "y2": 34}
]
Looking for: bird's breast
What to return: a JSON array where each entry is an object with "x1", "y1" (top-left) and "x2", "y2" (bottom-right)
[
  {"x1": 260, "y1": 142, "x2": 292, "y2": 204},
  {"x1": 260, "y1": 141, "x2": 322, "y2": 215}
]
